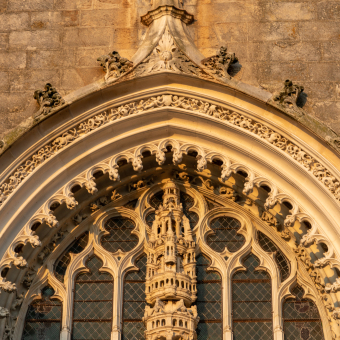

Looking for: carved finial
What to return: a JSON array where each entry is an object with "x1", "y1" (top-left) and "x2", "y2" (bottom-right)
[
  {"x1": 33, "y1": 83, "x2": 65, "y2": 118},
  {"x1": 97, "y1": 51, "x2": 133, "y2": 82},
  {"x1": 272, "y1": 79, "x2": 305, "y2": 112},
  {"x1": 201, "y1": 46, "x2": 238, "y2": 79}
]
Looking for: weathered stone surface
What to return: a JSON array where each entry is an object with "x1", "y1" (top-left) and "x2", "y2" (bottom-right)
[{"x1": 0, "y1": 0, "x2": 339, "y2": 139}]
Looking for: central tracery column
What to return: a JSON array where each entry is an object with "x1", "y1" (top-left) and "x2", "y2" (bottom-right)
[{"x1": 143, "y1": 181, "x2": 199, "y2": 340}]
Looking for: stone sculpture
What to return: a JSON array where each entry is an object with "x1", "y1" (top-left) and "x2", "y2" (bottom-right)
[
  {"x1": 201, "y1": 46, "x2": 238, "y2": 79},
  {"x1": 144, "y1": 181, "x2": 199, "y2": 339},
  {"x1": 97, "y1": 51, "x2": 133, "y2": 81},
  {"x1": 33, "y1": 83, "x2": 65, "y2": 118},
  {"x1": 272, "y1": 79, "x2": 304, "y2": 111}
]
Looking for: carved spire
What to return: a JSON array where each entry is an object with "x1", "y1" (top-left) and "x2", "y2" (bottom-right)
[{"x1": 144, "y1": 181, "x2": 198, "y2": 339}]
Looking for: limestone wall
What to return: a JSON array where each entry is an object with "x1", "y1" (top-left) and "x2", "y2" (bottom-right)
[{"x1": 0, "y1": 0, "x2": 339, "y2": 138}]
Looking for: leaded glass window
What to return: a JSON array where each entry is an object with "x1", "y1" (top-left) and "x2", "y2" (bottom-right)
[
  {"x1": 72, "y1": 256, "x2": 113, "y2": 340},
  {"x1": 22, "y1": 286, "x2": 62, "y2": 340},
  {"x1": 232, "y1": 254, "x2": 273, "y2": 340},
  {"x1": 196, "y1": 254, "x2": 222, "y2": 340},
  {"x1": 283, "y1": 285, "x2": 324, "y2": 340},
  {"x1": 207, "y1": 216, "x2": 245, "y2": 253},
  {"x1": 149, "y1": 191, "x2": 163, "y2": 209},
  {"x1": 54, "y1": 232, "x2": 89, "y2": 282},
  {"x1": 122, "y1": 256, "x2": 147, "y2": 340},
  {"x1": 258, "y1": 231, "x2": 290, "y2": 282},
  {"x1": 101, "y1": 217, "x2": 138, "y2": 253}
]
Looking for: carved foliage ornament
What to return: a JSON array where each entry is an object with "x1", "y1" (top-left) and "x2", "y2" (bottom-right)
[
  {"x1": 97, "y1": 51, "x2": 133, "y2": 82},
  {"x1": 201, "y1": 46, "x2": 238, "y2": 79},
  {"x1": 33, "y1": 83, "x2": 65, "y2": 118},
  {"x1": 1, "y1": 94, "x2": 340, "y2": 209},
  {"x1": 128, "y1": 27, "x2": 214, "y2": 81}
]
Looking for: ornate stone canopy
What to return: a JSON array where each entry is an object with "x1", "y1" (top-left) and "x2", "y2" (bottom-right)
[{"x1": 0, "y1": 1, "x2": 340, "y2": 340}]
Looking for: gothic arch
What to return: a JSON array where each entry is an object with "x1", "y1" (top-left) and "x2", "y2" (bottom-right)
[{"x1": 1, "y1": 3, "x2": 340, "y2": 339}]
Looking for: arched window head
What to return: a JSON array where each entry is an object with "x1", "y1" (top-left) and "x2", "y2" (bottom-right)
[
  {"x1": 72, "y1": 256, "x2": 113, "y2": 340},
  {"x1": 196, "y1": 254, "x2": 222, "y2": 340},
  {"x1": 207, "y1": 216, "x2": 245, "y2": 253},
  {"x1": 22, "y1": 286, "x2": 61, "y2": 340},
  {"x1": 122, "y1": 256, "x2": 147, "y2": 340},
  {"x1": 258, "y1": 231, "x2": 290, "y2": 282},
  {"x1": 232, "y1": 254, "x2": 273, "y2": 339},
  {"x1": 101, "y1": 217, "x2": 138, "y2": 253},
  {"x1": 54, "y1": 232, "x2": 88, "y2": 282},
  {"x1": 283, "y1": 285, "x2": 324, "y2": 340}
]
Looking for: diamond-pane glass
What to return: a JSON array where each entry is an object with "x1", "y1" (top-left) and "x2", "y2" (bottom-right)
[
  {"x1": 149, "y1": 191, "x2": 163, "y2": 209},
  {"x1": 233, "y1": 322, "x2": 273, "y2": 340},
  {"x1": 283, "y1": 285, "x2": 324, "y2": 340},
  {"x1": 22, "y1": 286, "x2": 61, "y2": 340},
  {"x1": 232, "y1": 254, "x2": 273, "y2": 340},
  {"x1": 196, "y1": 254, "x2": 222, "y2": 340},
  {"x1": 122, "y1": 256, "x2": 147, "y2": 340},
  {"x1": 54, "y1": 232, "x2": 89, "y2": 282},
  {"x1": 146, "y1": 212, "x2": 155, "y2": 227},
  {"x1": 258, "y1": 231, "x2": 290, "y2": 282},
  {"x1": 207, "y1": 216, "x2": 245, "y2": 253},
  {"x1": 101, "y1": 217, "x2": 138, "y2": 253},
  {"x1": 72, "y1": 256, "x2": 113, "y2": 340}
]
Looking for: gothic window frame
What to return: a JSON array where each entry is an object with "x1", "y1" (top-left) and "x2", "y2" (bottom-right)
[{"x1": 14, "y1": 183, "x2": 331, "y2": 340}]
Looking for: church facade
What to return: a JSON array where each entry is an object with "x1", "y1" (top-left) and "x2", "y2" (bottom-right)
[{"x1": 0, "y1": 1, "x2": 340, "y2": 340}]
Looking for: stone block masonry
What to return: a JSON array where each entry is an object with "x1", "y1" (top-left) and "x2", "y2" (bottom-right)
[{"x1": 0, "y1": 0, "x2": 340, "y2": 138}]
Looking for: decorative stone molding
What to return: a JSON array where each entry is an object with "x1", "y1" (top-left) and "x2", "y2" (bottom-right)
[
  {"x1": 4, "y1": 170, "x2": 336, "y2": 339},
  {"x1": 33, "y1": 83, "x2": 65, "y2": 119},
  {"x1": 201, "y1": 46, "x2": 238, "y2": 79},
  {"x1": 0, "y1": 138, "x2": 338, "y2": 340},
  {"x1": 97, "y1": 51, "x2": 133, "y2": 82},
  {"x1": 1, "y1": 138, "x2": 338, "y2": 289},
  {"x1": 1, "y1": 94, "x2": 340, "y2": 209},
  {"x1": 141, "y1": 5, "x2": 194, "y2": 26},
  {"x1": 125, "y1": 27, "x2": 214, "y2": 81}
]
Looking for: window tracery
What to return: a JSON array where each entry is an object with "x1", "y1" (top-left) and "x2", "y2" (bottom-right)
[
  {"x1": 10, "y1": 177, "x2": 330, "y2": 340},
  {"x1": 258, "y1": 231, "x2": 290, "y2": 282},
  {"x1": 122, "y1": 256, "x2": 147, "y2": 340},
  {"x1": 196, "y1": 254, "x2": 222, "y2": 340},
  {"x1": 101, "y1": 217, "x2": 138, "y2": 253},
  {"x1": 232, "y1": 254, "x2": 273, "y2": 339},
  {"x1": 72, "y1": 256, "x2": 113, "y2": 340},
  {"x1": 22, "y1": 286, "x2": 62, "y2": 340},
  {"x1": 54, "y1": 232, "x2": 89, "y2": 283},
  {"x1": 207, "y1": 216, "x2": 245, "y2": 253},
  {"x1": 283, "y1": 285, "x2": 324, "y2": 340}
]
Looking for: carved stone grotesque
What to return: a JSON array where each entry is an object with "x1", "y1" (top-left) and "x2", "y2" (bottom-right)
[
  {"x1": 272, "y1": 79, "x2": 304, "y2": 111},
  {"x1": 33, "y1": 83, "x2": 65, "y2": 118},
  {"x1": 11, "y1": 293, "x2": 24, "y2": 311},
  {"x1": 201, "y1": 46, "x2": 238, "y2": 79},
  {"x1": 21, "y1": 267, "x2": 36, "y2": 288},
  {"x1": 144, "y1": 181, "x2": 199, "y2": 339},
  {"x1": 97, "y1": 51, "x2": 133, "y2": 81}
]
